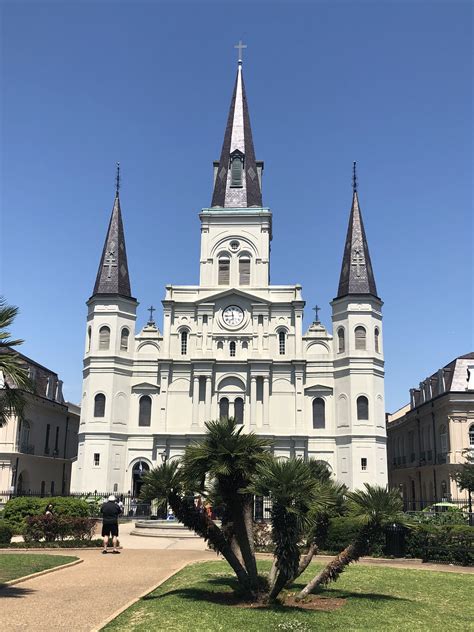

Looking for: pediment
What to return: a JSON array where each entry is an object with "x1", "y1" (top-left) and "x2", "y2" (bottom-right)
[
  {"x1": 195, "y1": 288, "x2": 270, "y2": 305},
  {"x1": 131, "y1": 382, "x2": 160, "y2": 393},
  {"x1": 304, "y1": 384, "x2": 333, "y2": 396}
]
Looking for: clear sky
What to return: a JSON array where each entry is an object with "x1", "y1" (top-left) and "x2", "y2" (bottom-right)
[{"x1": 1, "y1": 1, "x2": 472, "y2": 412}]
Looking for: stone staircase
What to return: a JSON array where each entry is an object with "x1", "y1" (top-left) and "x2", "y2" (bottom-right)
[{"x1": 130, "y1": 519, "x2": 201, "y2": 539}]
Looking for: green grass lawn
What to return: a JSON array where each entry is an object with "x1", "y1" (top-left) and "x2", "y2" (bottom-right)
[
  {"x1": 105, "y1": 560, "x2": 473, "y2": 632},
  {"x1": 0, "y1": 554, "x2": 78, "y2": 584}
]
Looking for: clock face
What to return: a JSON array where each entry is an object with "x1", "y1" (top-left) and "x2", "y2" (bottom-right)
[{"x1": 222, "y1": 305, "x2": 244, "y2": 327}]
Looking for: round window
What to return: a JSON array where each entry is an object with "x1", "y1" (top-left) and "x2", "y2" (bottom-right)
[{"x1": 230, "y1": 240, "x2": 240, "y2": 251}]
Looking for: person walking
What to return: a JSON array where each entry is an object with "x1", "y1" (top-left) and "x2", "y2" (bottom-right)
[{"x1": 100, "y1": 494, "x2": 122, "y2": 554}]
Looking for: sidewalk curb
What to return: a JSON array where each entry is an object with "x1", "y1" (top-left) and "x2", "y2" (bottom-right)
[
  {"x1": 94, "y1": 560, "x2": 193, "y2": 631},
  {"x1": 1, "y1": 558, "x2": 83, "y2": 587}
]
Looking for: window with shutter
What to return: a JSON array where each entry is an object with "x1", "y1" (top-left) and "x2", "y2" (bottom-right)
[
  {"x1": 219, "y1": 398, "x2": 229, "y2": 420},
  {"x1": 218, "y1": 259, "x2": 230, "y2": 285},
  {"x1": 139, "y1": 396, "x2": 152, "y2": 427},
  {"x1": 337, "y1": 328, "x2": 345, "y2": 353},
  {"x1": 94, "y1": 394, "x2": 106, "y2": 417},
  {"x1": 120, "y1": 328, "x2": 129, "y2": 351},
  {"x1": 99, "y1": 326, "x2": 110, "y2": 350},
  {"x1": 357, "y1": 396, "x2": 369, "y2": 420},
  {"x1": 355, "y1": 326, "x2": 366, "y2": 350},
  {"x1": 312, "y1": 398, "x2": 325, "y2": 429},
  {"x1": 230, "y1": 156, "x2": 243, "y2": 187},
  {"x1": 239, "y1": 258, "x2": 250, "y2": 285},
  {"x1": 234, "y1": 398, "x2": 244, "y2": 424}
]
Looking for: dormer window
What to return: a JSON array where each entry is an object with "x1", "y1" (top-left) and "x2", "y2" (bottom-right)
[{"x1": 230, "y1": 151, "x2": 244, "y2": 188}]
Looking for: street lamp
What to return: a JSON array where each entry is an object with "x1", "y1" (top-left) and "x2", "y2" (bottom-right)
[{"x1": 160, "y1": 451, "x2": 168, "y2": 464}]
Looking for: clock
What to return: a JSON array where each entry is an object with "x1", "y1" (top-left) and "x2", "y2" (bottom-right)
[{"x1": 222, "y1": 305, "x2": 244, "y2": 327}]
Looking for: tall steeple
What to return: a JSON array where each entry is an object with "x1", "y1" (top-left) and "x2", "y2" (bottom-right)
[
  {"x1": 211, "y1": 53, "x2": 263, "y2": 208},
  {"x1": 92, "y1": 163, "x2": 132, "y2": 298},
  {"x1": 336, "y1": 162, "x2": 378, "y2": 298}
]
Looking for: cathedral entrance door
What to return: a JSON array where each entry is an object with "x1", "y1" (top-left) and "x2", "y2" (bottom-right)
[{"x1": 132, "y1": 460, "x2": 150, "y2": 497}]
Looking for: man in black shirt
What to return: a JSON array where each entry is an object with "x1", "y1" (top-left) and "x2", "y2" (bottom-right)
[{"x1": 100, "y1": 495, "x2": 122, "y2": 554}]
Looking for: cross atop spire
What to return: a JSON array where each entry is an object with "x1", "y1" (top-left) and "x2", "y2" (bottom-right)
[
  {"x1": 336, "y1": 163, "x2": 378, "y2": 299},
  {"x1": 234, "y1": 39, "x2": 247, "y2": 64},
  {"x1": 115, "y1": 162, "x2": 120, "y2": 196}
]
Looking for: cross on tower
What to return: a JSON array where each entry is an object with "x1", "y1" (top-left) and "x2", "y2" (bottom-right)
[
  {"x1": 351, "y1": 248, "x2": 364, "y2": 277},
  {"x1": 234, "y1": 39, "x2": 247, "y2": 62},
  {"x1": 104, "y1": 250, "x2": 117, "y2": 278},
  {"x1": 313, "y1": 305, "x2": 321, "y2": 322},
  {"x1": 147, "y1": 305, "x2": 156, "y2": 323}
]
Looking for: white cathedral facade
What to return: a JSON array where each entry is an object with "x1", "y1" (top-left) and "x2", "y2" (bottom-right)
[{"x1": 71, "y1": 60, "x2": 387, "y2": 495}]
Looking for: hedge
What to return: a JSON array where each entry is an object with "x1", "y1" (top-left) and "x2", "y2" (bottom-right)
[
  {"x1": 2, "y1": 497, "x2": 91, "y2": 534},
  {"x1": 0, "y1": 539, "x2": 104, "y2": 549},
  {"x1": 405, "y1": 524, "x2": 474, "y2": 566},
  {"x1": 0, "y1": 519, "x2": 13, "y2": 544},
  {"x1": 24, "y1": 515, "x2": 97, "y2": 542}
]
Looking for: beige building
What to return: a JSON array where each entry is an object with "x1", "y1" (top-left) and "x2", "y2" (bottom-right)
[
  {"x1": 387, "y1": 353, "x2": 474, "y2": 508},
  {"x1": 0, "y1": 352, "x2": 79, "y2": 498}
]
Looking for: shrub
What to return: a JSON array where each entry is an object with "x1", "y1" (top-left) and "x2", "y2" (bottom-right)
[
  {"x1": 0, "y1": 538, "x2": 104, "y2": 549},
  {"x1": 406, "y1": 524, "x2": 474, "y2": 566},
  {"x1": 0, "y1": 520, "x2": 13, "y2": 544},
  {"x1": 324, "y1": 516, "x2": 386, "y2": 556},
  {"x1": 3, "y1": 496, "x2": 91, "y2": 534},
  {"x1": 24, "y1": 516, "x2": 97, "y2": 542}
]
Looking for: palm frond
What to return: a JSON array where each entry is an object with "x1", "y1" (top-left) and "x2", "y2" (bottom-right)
[{"x1": 346, "y1": 484, "x2": 406, "y2": 527}]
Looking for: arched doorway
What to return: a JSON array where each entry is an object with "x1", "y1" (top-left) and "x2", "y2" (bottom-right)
[{"x1": 131, "y1": 460, "x2": 150, "y2": 497}]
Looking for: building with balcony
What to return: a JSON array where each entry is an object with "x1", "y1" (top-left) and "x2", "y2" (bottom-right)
[
  {"x1": 387, "y1": 353, "x2": 474, "y2": 508},
  {"x1": 0, "y1": 351, "x2": 79, "y2": 496}
]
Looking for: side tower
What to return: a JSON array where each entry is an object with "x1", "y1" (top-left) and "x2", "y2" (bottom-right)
[
  {"x1": 72, "y1": 168, "x2": 137, "y2": 492},
  {"x1": 331, "y1": 164, "x2": 387, "y2": 488}
]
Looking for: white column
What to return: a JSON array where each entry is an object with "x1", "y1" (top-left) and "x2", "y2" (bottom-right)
[
  {"x1": 263, "y1": 375, "x2": 270, "y2": 427},
  {"x1": 250, "y1": 376, "x2": 257, "y2": 428},
  {"x1": 205, "y1": 376, "x2": 212, "y2": 424},
  {"x1": 192, "y1": 375, "x2": 199, "y2": 427}
]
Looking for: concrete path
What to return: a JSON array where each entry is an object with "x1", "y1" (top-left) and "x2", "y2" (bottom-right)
[{"x1": 0, "y1": 548, "x2": 214, "y2": 631}]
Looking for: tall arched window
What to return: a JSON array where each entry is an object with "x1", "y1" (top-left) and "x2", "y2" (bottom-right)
[
  {"x1": 87, "y1": 327, "x2": 91, "y2": 352},
  {"x1": 229, "y1": 341, "x2": 236, "y2": 357},
  {"x1": 94, "y1": 393, "x2": 106, "y2": 417},
  {"x1": 439, "y1": 424, "x2": 448, "y2": 454},
  {"x1": 357, "y1": 395, "x2": 369, "y2": 420},
  {"x1": 355, "y1": 326, "x2": 366, "y2": 350},
  {"x1": 181, "y1": 331, "x2": 188, "y2": 355},
  {"x1": 230, "y1": 153, "x2": 243, "y2": 187},
  {"x1": 239, "y1": 258, "x2": 250, "y2": 285},
  {"x1": 219, "y1": 397, "x2": 229, "y2": 420},
  {"x1": 469, "y1": 424, "x2": 474, "y2": 446},
  {"x1": 139, "y1": 395, "x2": 152, "y2": 427},
  {"x1": 234, "y1": 397, "x2": 244, "y2": 424},
  {"x1": 337, "y1": 328, "x2": 345, "y2": 353},
  {"x1": 99, "y1": 326, "x2": 110, "y2": 350},
  {"x1": 279, "y1": 330, "x2": 286, "y2": 355},
  {"x1": 312, "y1": 398, "x2": 325, "y2": 429},
  {"x1": 120, "y1": 328, "x2": 130, "y2": 351},
  {"x1": 374, "y1": 327, "x2": 380, "y2": 353},
  {"x1": 218, "y1": 258, "x2": 230, "y2": 285}
]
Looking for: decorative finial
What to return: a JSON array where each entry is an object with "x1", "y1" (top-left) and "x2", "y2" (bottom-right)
[
  {"x1": 147, "y1": 305, "x2": 156, "y2": 324},
  {"x1": 234, "y1": 39, "x2": 247, "y2": 65},
  {"x1": 313, "y1": 305, "x2": 321, "y2": 323},
  {"x1": 352, "y1": 161, "x2": 357, "y2": 193},
  {"x1": 115, "y1": 162, "x2": 120, "y2": 196}
]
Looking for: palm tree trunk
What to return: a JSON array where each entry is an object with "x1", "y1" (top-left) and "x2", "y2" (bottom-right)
[
  {"x1": 230, "y1": 497, "x2": 259, "y2": 589},
  {"x1": 296, "y1": 538, "x2": 366, "y2": 600},
  {"x1": 268, "y1": 557, "x2": 278, "y2": 587},
  {"x1": 292, "y1": 542, "x2": 319, "y2": 581},
  {"x1": 168, "y1": 493, "x2": 252, "y2": 594}
]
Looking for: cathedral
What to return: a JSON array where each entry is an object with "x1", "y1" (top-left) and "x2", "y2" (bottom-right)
[{"x1": 71, "y1": 57, "x2": 387, "y2": 495}]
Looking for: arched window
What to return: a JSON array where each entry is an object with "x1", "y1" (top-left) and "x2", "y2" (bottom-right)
[
  {"x1": 374, "y1": 327, "x2": 380, "y2": 353},
  {"x1": 181, "y1": 331, "x2": 188, "y2": 355},
  {"x1": 230, "y1": 153, "x2": 243, "y2": 187},
  {"x1": 229, "y1": 341, "x2": 236, "y2": 357},
  {"x1": 218, "y1": 258, "x2": 230, "y2": 285},
  {"x1": 239, "y1": 258, "x2": 250, "y2": 285},
  {"x1": 139, "y1": 395, "x2": 152, "y2": 427},
  {"x1": 120, "y1": 328, "x2": 130, "y2": 351},
  {"x1": 312, "y1": 398, "x2": 325, "y2": 429},
  {"x1": 87, "y1": 327, "x2": 91, "y2": 352},
  {"x1": 279, "y1": 330, "x2": 286, "y2": 355},
  {"x1": 357, "y1": 396, "x2": 369, "y2": 421},
  {"x1": 337, "y1": 328, "x2": 345, "y2": 353},
  {"x1": 470, "y1": 424, "x2": 474, "y2": 446},
  {"x1": 439, "y1": 424, "x2": 448, "y2": 454},
  {"x1": 242, "y1": 341, "x2": 248, "y2": 350},
  {"x1": 99, "y1": 326, "x2": 110, "y2": 350},
  {"x1": 219, "y1": 397, "x2": 229, "y2": 420},
  {"x1": 234, "y1": 397, "x2": 244, "y2": 424},
  {"x1": 355, "y1": 326, "x2": 366, "y2": 350},
  {"x1": 94, "y1": 393, "x2": 106, "y2": 417},
  {"x1": 441, "y1": 480, "x2": 448, "y2": 499}
]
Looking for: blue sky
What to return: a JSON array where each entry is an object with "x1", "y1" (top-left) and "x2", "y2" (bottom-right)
[{"x1": 1, "y1": 1, "x2": 472, "y2": 411}]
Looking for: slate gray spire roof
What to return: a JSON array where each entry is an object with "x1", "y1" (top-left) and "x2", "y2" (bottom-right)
[
  {"x1": 93, "y1": 181, "x2": 132, "y2": 298},
  {"x1": 336, "y1": 164, "x2": 378, "y2": 298},
  {"x1": 211, "y1": 61, "x2": 263, "y2": 208}
]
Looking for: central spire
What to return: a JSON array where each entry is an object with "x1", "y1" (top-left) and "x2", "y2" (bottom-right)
[{"x1": 211, "y1": 53, "x2": 263, "y2": 208}]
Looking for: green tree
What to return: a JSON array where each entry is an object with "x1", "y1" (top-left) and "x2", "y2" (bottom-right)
[
  {"x1": 0, "y1": 297, "x2": 30, "y2": 426},
  {"x1": 296, "y1": 484, "x2": 407, "y2": 599},
  {"x1": 451, "y1": 449, "x2": 474, "y2": 524}
]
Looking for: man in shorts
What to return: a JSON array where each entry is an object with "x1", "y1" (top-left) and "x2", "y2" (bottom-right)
[{"x1": 100, "y1": 494, "x2": 122, "y2": 554}]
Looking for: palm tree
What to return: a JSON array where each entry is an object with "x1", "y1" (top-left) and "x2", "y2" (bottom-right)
[
  {"x1": 296, "y1": 484, "x2": 406, "y2": 599},
  {"x1": 249, "y1": 458, "x2": 333, "y2": 601},
  {"x1": 0, "y1": 297, "x2": 30, "y2": 426},
  {"x1": 181, "y1": 417, "x2": 271, "y2": 590}
]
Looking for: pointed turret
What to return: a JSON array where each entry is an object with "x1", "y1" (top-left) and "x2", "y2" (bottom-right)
[
  {"x1": 336, "y1": 163, "x2": 378, "y2": 298},
  {"x1": 211, "y1": 59, "x2": 263, "y2": 208},
  {"x1": 93, "y1": 164, "x2": 132, "y2": 298}
]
